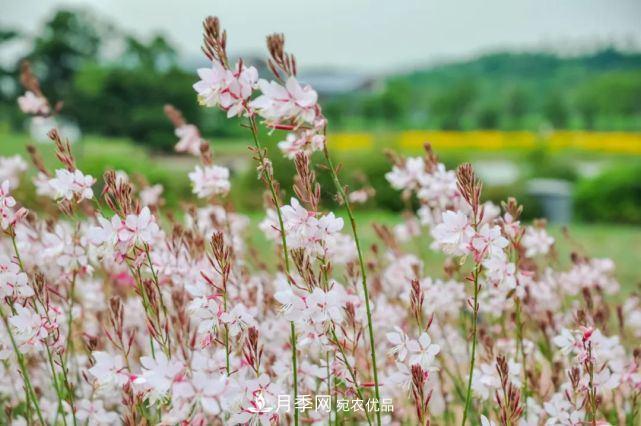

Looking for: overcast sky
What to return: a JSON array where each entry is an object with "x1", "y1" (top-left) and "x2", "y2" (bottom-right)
[{"x1": 2, "y1": 0, "x2": 641, "y2": 73}]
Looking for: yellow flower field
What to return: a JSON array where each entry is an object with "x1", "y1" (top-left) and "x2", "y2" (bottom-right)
[{"x1": 330, "y1": 130, "x2": 641, "y2": 154}]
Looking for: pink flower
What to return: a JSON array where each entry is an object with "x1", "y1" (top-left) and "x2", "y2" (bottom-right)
[
  {"x1": 17, "y1": 91, "x2": 50, "y2": 115},
  {"x1": 75, "y1": 399, "x2": 120, "y2": 425},
  {"x1": 48, "y1": 169, "x2": 96, "y2": 202},
  {"x1": 0, "y1": 155, "x2": 28, "y2": 189},
  {"x1": 469, "y1": 223, "x2": 508, "y2": 262},
  {"x1": 251, "y1": 77, "x2": 319, "y2": 125},
  {"x1": 0, "y1": 255, "x2": 33, "y2": 298},
  {"x1": 386, "y1": 157, "x2": 429, "y2": 192},
  {"x1": 9, "y1": 304, "x2": 47, "y2": 352},
  {"x1": 174, "y1": 124, "x2": 202, "y2": 155},
  {"x1": 522, "y1": 226, "x2": 554, "y2": 257},
  {"x1": 0, "y1": 180, "x2": 27, "y2": 230},
  {"x1": 88, "y1": 351, "x2": 129, "y2": 389},
  {"x1": 140, "y1": 184, "x2": 163, "y2": 207},
  {"x1": 193, "y1": 61, "x2": 258, "y2": 117},
  {"x1": 119, "y1": 207, "x2": 161, "y2": 246},
  {"x1": 188, "y1": 165, "x2": 231, "y2": 198},
  {"x1": 407, "y1": 332, "x2": 441, "y2": 370},
  {"x1": 135, "y1": 352, "x2": 185, "y2": 404},
  {"x1": 277, "y1": 130, "x2": 325, "y2": 159},
  {"x1": 386, "y1": 327, "x2": 411, "y2": 362},
  {"x1": 430, "y1": 210, "x2": 473, "y2": 256}
]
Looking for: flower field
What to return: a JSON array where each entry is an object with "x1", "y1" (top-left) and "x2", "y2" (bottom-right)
[
  {"x1": 1, "y1": 15, "x2": 641, "y2": 426},
  {"x1": 331, "y1": 130, "x2": 641, "y2": 154}
]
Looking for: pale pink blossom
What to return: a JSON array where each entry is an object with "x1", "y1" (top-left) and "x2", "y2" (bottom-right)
[
  {"x1": 135, "y1": 353, "x2": 185, "y2": 404},
  {"x1": 277, "y1": 130, "x2": 325, "y2": 159},
  {"x1": 251, "y1": 77, "x2": 319, "y2": 125},
  {"x1": 522, "y1": 226, "x2": 554, "y2": 257},
  {"x1": 194, "y1": 61, "x2": 258, "y2": 117},
  {"x1": 174, "y1": 124, "x2": 202, "y2": 155},
  {"x1": 88, "y1": 351, "x2": 130, "y2": 389},
  {"x1": 0, "y1": 255, "x2": 33, "y2": 298},
  {"x1": 119, "y1": 207, "x2": 161, "y2": 247},
  {"x1": 17, "y1": 91, "x2": 50, "y2": 115},
  {"x1": 188, "y1": 165, "x2": 231, "y2": 198},
  {"x1": 0, "y1": 156, "x2": 28, "y2": 189},
  {"x1": 407, "y1": 332, "x2": 440, "y2": 370},
  {"x1": 139, "y1": 184, "x2": 163, "y2": 207},
  {"x1": 430, "y1": 210, "x2": 473, "y2": 256},
  {"x1": 48, "y1": 168, "x2": 96, "y2": 202}
]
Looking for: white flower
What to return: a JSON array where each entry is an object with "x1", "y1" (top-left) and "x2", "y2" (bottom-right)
[
  {"x1": 481, "y1": 415, "x2": 496, "y2": 426},
  {"x1": 0, "y1": 254, "x2": 33, "y2": 298},
  {"x1": 33, "y1": 172, "x2": 57, "y2": 198},
  {"x1": 140, "y1": 184, "x2": 163, "y2": 207},
  {"x1": 48, "y1": 169, "x2": 96, "y2": 202},
  {"x1": 0, "y1": 156, "x2": 28, "y2": 189},
  {"x1": 188, "y1": 296, "x2": 221, "y2": 348},
  {"x1": 277, "y1": 130, "x2": 325, "y2": 159},
  {"x1": 430, "y1": 210, "x2": 473, "y2": 256},
  {"x1": 469, "y1": 223, "x2": 508, "y2": 262},
  {"x1": 88, "y1": 351, "x2": 129, "y2": 389},
  {"x1": 472, "y1": 359, "x2": 521, "y2": 400},
  {"x1": 119, "y1": 207, "x2": 161, "y2": 247},
  {"x1": 552, "y1": 328, "x2": 580, "y2": 356},
  {"x1": 75, "y1": 399, "x2": 120, "y2": 425},
  {"x1": 193, "y1": 61, "x2": 258, "y2": 117},
  {"x1": 0, "y1": 180, "x2": 27, "y2": 230},
  {"x1": 307, "y1": 286, "x2": 347, "y2": 325},
  {"x1": 251, "y1": 77, "x2": 318, "y2": 125},
  {"x1": 135, "y1": 352, "x2": 185, "y2": 404},
  {"x1": 188, "y1": 165, "x2": 231, "y2": 198},
  {"x1": 407, "y1": 332, "x2": 440, "y2": 370},
  {"x1": 522, "y1": 226, "x2": 554, "y2": 257},
  {"x1": 174, "y1": 124, "x2": 202, "y2": 156},
  {"x1": 483, "y1": 256, "x2": 517, "y2": 293},
  {"x1": 386, "y1": 157, "x2": 429, "y2": 192},
  {"x1": 543, "y1": 393, "x2": 584, "y2": 425},
  {"x1": 9, "y1": 305, "x2": 46, "y2": 352},
  {"x1": 386, "y1": 327, "x2": 411, "y2": 362},
  {"x1": 17, "y1": 91, "x2": 49, "y2": 115},
  {"x1": 417, "y1": 163, "x2": 458, "y2": 209},
  {"x1": 220, "y1": 304, "x2": 256, "y2": 337}
]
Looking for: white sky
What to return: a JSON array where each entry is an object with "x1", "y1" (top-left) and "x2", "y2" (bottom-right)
[{"x1": 2, "y1": 0, "x2": 641, "y2": 73}]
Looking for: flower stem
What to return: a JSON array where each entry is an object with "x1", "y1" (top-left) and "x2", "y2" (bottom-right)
[
  {"x1": 515, "y1": 297, "x2": 528, "y2": 408},
  {"x1": 247, "y1": 115, "x2": 299, "y2": 426},
  {"x1": 330, "y1": 328, "x2": 372, "y2": 426},
  {"x1": 322, "y1": 146, "x2": 381, "y2": 426},
  {"x1": 462, "y1": 266, "x2": 480, "y2": 425}
]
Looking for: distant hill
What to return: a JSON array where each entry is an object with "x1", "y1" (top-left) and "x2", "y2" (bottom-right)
[{"x1": 323, "y1": 48, "x2": 641, "y2": 131}]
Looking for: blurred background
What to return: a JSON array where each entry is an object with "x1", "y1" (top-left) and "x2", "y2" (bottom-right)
[{"x1": 1, "y1": 1, "x2": 641, "y2": 282}]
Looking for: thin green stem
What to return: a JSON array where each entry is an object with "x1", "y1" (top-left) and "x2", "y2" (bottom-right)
[
  {"x1": 326, "y1": 351, "x2": 333, "y2": 426},
  {"x1": 144, "y1": 246, "x2": 172, "y2": 356},
  {"x1": 322, "y1": 146, "x2": 381, "y2": 426},
  {"x1": 247, "y1": 115, "x2": 298, "y2": 426},
  {"x1": 223, "y1": 291, "x2": 230, "y2": 376},
  {"x1": 515, "y1": 297, "x2": 528, "y2": 411},
  {"x1": 462, "y1": 267, "x2": 480, "y2": 425},
  {"x1": 330, "y1": 328, "x2": 372, "y2": 426}
]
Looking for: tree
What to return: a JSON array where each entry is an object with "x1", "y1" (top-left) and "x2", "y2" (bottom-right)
[
  {"x1": 430, "y1": 80, "x2": 477, "y2": 130},
  {"x1": 542, "y1": 92, "x2": 568, "y2": 129},
  {"x1": 27, "y1": 9, "x2": 104, "y2": 102}
]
